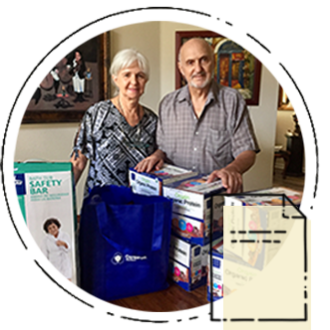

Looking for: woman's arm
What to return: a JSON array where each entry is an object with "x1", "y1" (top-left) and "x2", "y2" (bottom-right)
[{"x1": 70, "y1": 150, "x2": 88, "y2": 185}]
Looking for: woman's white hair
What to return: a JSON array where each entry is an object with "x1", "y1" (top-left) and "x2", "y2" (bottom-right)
[{"x1": 110, "y1": 48, "x2": 150, "y2": 81}]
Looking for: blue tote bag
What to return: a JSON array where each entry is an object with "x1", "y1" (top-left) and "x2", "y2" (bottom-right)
[{"x1": 79, "y1": 185, "x2": 173, "y2": 301}]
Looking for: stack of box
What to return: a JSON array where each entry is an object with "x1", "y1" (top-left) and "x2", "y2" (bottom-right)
[
  {"x1": 14, "y1": 162, "x2": 78, "y2": 284},
  {"x1": 169, "y1": 235, "x2": 209, "y2": 291},
  {"x1": 163, "y1": 175, "x2": 225, "y2": 246},
  {"x1": 223, "y1": 186, "x2": 302, "y2": 270},
  {"x1": 207, "y1": 237, "x2": 223, "y2": 301},
  {"x1": 129, "y1": 165, "x2": 226, "y2": 292}
]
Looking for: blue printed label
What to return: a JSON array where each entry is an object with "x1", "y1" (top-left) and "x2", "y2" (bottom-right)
[
  {"x1": 213, "y1": 258, "x2": 221, "y2": 269},
  {"x1": 194, "y1": 247, "x2": 201, "y2": 256},
  {"x1": 15, "y1": 174, "x2": 26, "y2": 195}
]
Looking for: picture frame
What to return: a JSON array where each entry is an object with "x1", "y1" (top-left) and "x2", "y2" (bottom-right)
[
  {"x1": 22, "y1": 32, "x2": 110, "y2": 124},
  {"x1": 175, "y1": 31, "x2": 262, "y2": 106},
  {"x1": 278, "y1": 85, "x2": 294, "y2": 111}
]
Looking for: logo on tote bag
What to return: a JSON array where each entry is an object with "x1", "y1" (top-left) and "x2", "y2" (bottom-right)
[
  {"x1": 111, "y1": 252, "x2": 147, "y2": 265},
  {"x1": 111, "y1": 252, "x2": 124, "y2": 265}
]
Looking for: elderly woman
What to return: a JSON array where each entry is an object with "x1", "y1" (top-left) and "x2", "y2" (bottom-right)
[
  {"x1": 41, "y1": 218, "x2": 72, "y2": 280},
  {"x1": 71, "y1": 49, "x2": 157, "y2": 195}
]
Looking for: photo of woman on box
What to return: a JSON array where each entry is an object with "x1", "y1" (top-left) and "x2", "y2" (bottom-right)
[
  {"x1": 71, "y1": 49, "x2": 158, "y2": 196},
  {"x1": 41, "y1": 218, "x2": 72, "y2": 281}
]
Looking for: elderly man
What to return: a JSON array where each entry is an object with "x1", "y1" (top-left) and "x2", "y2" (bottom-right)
[{"x1": 136, "y1": 38, "x2": 259, "y2": 193}]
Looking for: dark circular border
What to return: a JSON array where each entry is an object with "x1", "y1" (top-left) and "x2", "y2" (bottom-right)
[{"x1": 0, "y1": 5, "x2": 321, "y2": 325}]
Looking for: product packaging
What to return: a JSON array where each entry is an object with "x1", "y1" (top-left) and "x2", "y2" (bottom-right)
[
  {"x1": 129, "y1": 164, "x2": 197, "y2": 196},
  {"x1": 223, "y1": 186, "x2": 302, "y2": 270},
  {"x1": 14, "y1": 162, "x2": 78, "y2": 284},
  {"x1": 169, "y1": 235, "x2": 209, "y2": 291},
  {"x1": 164, "y1": 175, "x2": 225, "y2": 245},
  {"x1": 207, "y1": 237, "x2": 224, "y2": 301}
]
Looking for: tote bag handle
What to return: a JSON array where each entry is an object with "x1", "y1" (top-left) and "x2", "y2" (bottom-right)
[{"x1": 95, "y1": 201, "x2": 164, "y2": 253}]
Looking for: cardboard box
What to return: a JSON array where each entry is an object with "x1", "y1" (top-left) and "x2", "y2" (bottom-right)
[
  {"x1": 164, "y1": 175, "x2": 225, "y2": 245},
  {"x1": 14, "y1": 162, "x2": 78, "y2": 284},
  {"x1": 220, "y1": 256, "x2": 261, "y2": 297},
  {"x1": 223, "y1": 187, "x2": 302, "y2": 270},
  {"x1": 129, "y1": 164, "x2": 197, "y2": 196},
  {"x1": 207, "y1": 238, "x2": 224, "y2": 301},
  {"x1": 169, "y1": 235, "x2": 208, "y2": 291},
  {"x1": 224, "y1": 186, "x2": 302, "y2": 207}
]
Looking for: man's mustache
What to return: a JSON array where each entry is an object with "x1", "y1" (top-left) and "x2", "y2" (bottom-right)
[{"x1": 192, "y1": 71, "x2": 206, "y2": 78}]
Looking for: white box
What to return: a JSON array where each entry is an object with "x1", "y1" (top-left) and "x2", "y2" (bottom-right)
[
  {"x1": 169, "y1": 235, "x2": 206, "y2": 291},
  {"x1": 207, "y1": 237, "x2": 224, "y2": 301},
  {"x1": 129, "y1": 164, "x2": 197, "y2": 196},
  {"x1": 14, "y1": 162, "x2": 78, "y2": 284},
  {"x1": 164, "y1": 175, "x2": 225, "y2": 245},
  {"x1": 224, "y1": 187, "x2": 302, "y2": 270}
]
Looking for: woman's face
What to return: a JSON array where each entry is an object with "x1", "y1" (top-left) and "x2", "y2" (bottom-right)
[
  {"x1": 113, "y1": 61, "x2": 147, "y2": 101},
  {"x1": 47, "y1": 223, "x2": 59, "y2": 237}
]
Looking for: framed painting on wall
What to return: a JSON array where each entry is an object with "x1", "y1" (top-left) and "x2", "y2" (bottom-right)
[
  {"x1": 22, "y1": 32, "x2": 110, "y2": 124},
  {"x1": 175, "y1": 30, "x2": 262, "y2": 106}
]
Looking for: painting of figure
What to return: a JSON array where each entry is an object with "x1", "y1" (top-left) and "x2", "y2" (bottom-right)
[{"x1": 23, "y1": 33, "x2": 109, "y2": 123}]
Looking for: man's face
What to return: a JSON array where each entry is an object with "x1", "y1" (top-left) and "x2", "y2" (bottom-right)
[{"x1": 178, "y1": 39, "x2": 214, "y2": 90}]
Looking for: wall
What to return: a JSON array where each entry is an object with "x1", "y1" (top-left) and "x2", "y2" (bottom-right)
[
  {"x1": 15, "y1": 21, "x2": 279, "y2": 212},
  {"x1": 110, "y1": 22, "x2": 161, "y2": 112}
]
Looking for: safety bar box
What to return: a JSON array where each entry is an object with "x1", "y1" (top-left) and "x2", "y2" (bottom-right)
[{"x1": 14, "y1": 162, "x2": 78, "y2": 284}]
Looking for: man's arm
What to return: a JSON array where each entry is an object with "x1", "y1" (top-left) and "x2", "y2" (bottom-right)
[{"x1": 207, "y1": 150, "x2": 256, "y2": 193}]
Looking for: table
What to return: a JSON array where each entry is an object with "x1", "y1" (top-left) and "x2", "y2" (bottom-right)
[{"x1": 110, "y1": 281, "x2": 209, "y2": 312}]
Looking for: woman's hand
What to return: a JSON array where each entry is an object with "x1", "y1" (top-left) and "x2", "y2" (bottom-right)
[
  {"x1": 70, "y1": 149, "x2": 88, "y2": 185},
  {"x1": 135, "y1": 149, "x2": 165, "y2": 173},
  {"x1": 56, "y1": 240, "x2": 68, "y2": 249}
]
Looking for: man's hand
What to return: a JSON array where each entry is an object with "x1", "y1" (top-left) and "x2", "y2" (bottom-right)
[
  {"x1": 206, "y1": 150, "x2": 256, "y2": 193},
  {"x1": 207, "y1": 166, "x2": 242, "y2": 194},
  {"x1": 135, "y1": 149, "x2": 166, "y2": 173}
]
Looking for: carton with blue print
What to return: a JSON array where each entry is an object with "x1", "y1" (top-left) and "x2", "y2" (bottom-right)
[
  {"x1": 169, "y1": 235, "x2": 209, "y2": 291},
  {"x1": 163, "y1": 175, "x2": 225, "y2": 245},
  {"x1": 129, "y1": 164, "x2": 197, "y2": 196},
  {"x1": 223, "y1": 187, "x2": 302, "y2": 270},
  {"x1": 207, "y1": 237, "x2": 224, "y2": 301}
]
